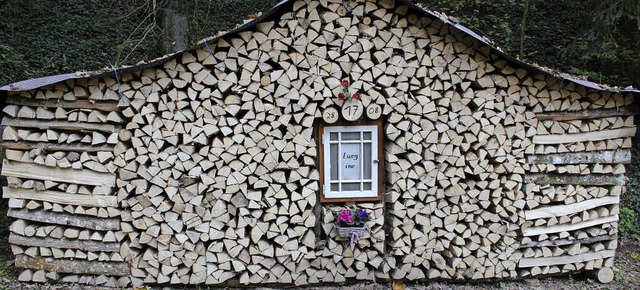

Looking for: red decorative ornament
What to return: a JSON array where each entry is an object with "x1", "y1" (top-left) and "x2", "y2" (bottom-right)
[{"x1": 336, "y1": 79, "x2": 361, "y2": 101}]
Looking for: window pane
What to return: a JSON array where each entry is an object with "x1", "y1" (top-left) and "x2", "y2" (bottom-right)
[
  {"x1": 330, "y1": 144, "x2": 339, "y2": 180},
  {"x1": 342, "y1": 182, "x2": 360, "y2": 191},
  {"x1": 364, "y1": 182, "x2": 371, "y2": 190},
  {"x1": 341, "y1": 143, "x2": 361, "y2": 180},
  {"x1": 363, "y1": 143, "x2": 371, "y2": 179},
  {"x1": 331, "y1": 183, "x2": 339, "y2": 191},
  {"x1": 342, "y1": 132, "x2": 360, "y2": 141},
  {"x1": 363, "y1": 132, "x2": 372, "y2": 140},
  {"x1": 330, "y1": 132, "x2": 338, "y2": 141}
]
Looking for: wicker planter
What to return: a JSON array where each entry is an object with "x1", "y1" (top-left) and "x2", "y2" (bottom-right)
[
  {"x1": 335, "y1": 224, "x2": 366, "y2": 238},
  {"x1": 335, "y1": 224, "x2": 367, "y2": 250}
]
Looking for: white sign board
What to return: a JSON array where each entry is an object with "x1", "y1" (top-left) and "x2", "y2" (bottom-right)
[{"x1": 340, "y1": 143, "x2": 361, "y2": 180}]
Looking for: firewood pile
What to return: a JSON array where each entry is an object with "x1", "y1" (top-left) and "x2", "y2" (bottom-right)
[{"x1": 0, "y1": 0, "x2": 635, "y2": 287}]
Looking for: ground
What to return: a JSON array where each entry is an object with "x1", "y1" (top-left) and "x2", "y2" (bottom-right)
[{"x1": 0, "y1": 238, "x2": 637, "y2": 290}]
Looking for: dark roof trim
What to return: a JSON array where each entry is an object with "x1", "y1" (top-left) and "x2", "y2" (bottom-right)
[{"x1": 2, "y1": 0, "x2": 638, "y2": 94}]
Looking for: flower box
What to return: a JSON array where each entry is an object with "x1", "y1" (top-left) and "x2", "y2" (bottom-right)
[{"x1": 335, "y1": 224, "x2": 367, "y2": 238}]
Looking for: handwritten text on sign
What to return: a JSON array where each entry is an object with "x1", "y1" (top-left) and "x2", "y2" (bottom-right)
[{"x1": 341, "y1": 144, "x2": 361, "y2": 180}]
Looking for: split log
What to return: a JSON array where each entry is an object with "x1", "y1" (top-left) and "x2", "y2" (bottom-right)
[
  {"x1": 3, "y1": 187, "x2": 117, "y2": 207},
  {"x1": 9, "y1": 234, "x2": 120, "y2": 252},
  {"x1": 527, "y1": 150, "x2": 631, "y2": 164},
  {"x1": 6, "y1": 96, "x2": 120, "y2": 112},
  {"x1": 2, "y1": 117, "x2": 121, "y2": 133},
  {"x1": 518, "y1": 250, "x2": 615, "y2": 268},
  {"x1": 523, "y1": 215, "x2": 618, "y2": 237},
  {"x1": 3, "y1": 161, "x2": 115, "y2": 187},
  {"x1": 536, "y1": 106, "x2": 638, "y2": 121},
  {"x1": 532, "y1": 128, "x2": 635, "y2": 145},
  {"x1": 525, "y1": 174, "x2": 624, "y2": 186},
  {"x1": 8, "y1": 208, "x2": 120, "y2": 231},
  {"x1": 15, "y1": 255, "x2": 129, "y2": 276},
  {"x1": 519, "y1": 235, "x2": 616, "y2": 249},
  {"x1": 524, "y1": 196, "x2": 618, "y2": 220}
]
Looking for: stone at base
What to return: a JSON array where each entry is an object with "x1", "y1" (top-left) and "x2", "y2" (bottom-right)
[{"x1": 392, "y1": 280, "x2": 405, "y2": 290}]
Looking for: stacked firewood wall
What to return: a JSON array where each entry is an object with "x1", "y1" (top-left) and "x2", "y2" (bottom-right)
[
  {"x1": 1, "y1": 79, "x2": 131, "y2": 287},
  {"x1": 519, "y1": 82, "x2": 634, "y2": 282},
  {"x1": 0, "y1": 0, "x2": 635, "y2": 287}
]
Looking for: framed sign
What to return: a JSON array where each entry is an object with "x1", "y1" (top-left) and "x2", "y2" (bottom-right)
[{"x1": 319, "y1": 120, "x2": 383, "y2": 202}]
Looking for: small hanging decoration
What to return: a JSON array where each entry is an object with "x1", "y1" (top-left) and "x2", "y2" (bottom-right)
[
  {"x1": 338, "y1": 79, "x2": 363, "y2": 121},
  {"x1": 337, "y1": 79, "x2": 361, "y2": 102}
]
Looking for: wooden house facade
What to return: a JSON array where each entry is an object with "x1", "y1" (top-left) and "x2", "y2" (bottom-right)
[{"x1": 0, "y1": 0, "x2": 637, "y2": 287}]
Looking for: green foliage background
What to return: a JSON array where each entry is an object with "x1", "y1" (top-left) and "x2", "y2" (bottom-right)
[{"x1": 1, "y1": 0, "x2": 639, "y2": 88}]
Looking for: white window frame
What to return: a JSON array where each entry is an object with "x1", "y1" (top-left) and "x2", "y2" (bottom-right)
[{"x1": 321, "y1": 124, "x2": 380, "y2": 201}]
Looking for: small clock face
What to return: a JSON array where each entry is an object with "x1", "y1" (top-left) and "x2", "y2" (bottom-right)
[
  {"x1": 341, "y1": 99, "x2": 364, "y2": 121},
  {"x1": 322, "y1": 107, "x2": 339, "y2": 124}
]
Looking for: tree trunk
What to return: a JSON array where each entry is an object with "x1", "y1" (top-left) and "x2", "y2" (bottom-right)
[{"x1": 158, "y1": 1, "x2": 188, "y2": 54}]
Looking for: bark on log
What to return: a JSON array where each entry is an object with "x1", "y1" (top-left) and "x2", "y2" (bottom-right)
[
  {"x1": 15, "y1": 255, "x2": 129, "y2": 276},
  {"x1": 2, "y1": 117, "x2": 121, "y2": 133},
  {"x1": 9, "y1": 234, "x2": 120, "y2": 252},
  {"x1": 2, "y1": 161, "x2": 115, "y2": 187},
  {"x1": 3, "y1": 187, "x2": 117, "y2": 207},
  {"x1": 8, "y1": 208, "x2": 120, "y2": 231}
]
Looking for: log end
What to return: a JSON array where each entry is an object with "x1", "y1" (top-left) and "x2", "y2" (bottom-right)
[{"x1": 596, "y1": 267, "x2": 615, "y2": 284}]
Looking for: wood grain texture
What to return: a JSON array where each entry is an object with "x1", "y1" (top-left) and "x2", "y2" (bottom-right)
[
  {"x1": 6, "y1": 96, "x2": 119, "y2": 112},
  {"x1": 525, "y1": 173, "x2": 624, "y2": 185},
  {"x1": 2, "y1": 160, "x2": 115, "y2": 187},
  {"x1": 9, "y1": 233, "x2": 120, "y2": 252},
  {"x1": 3, "y1": 187, "x2": 117, "y2": 207},
  {"x1": 0, "y1": 141, "x2": 114, "y2": 152},
  {"x1": 8, "y1": 208, "x2": 120, "y2": 231},
  {"x1": 532, "y1": 128, "x2": 636, "y2": 144},
  {"x1": 527, "y1": 150, "x2": 631, "y2": 164},
  {"x1": 15, "y1": 255, "x2": 129, "y2": 276},
  {"x1": 518, "y1": 250, "x2": 615, "y2": 268},
  {"x1": 524, "y1": 196, "x2": 619, "y2": 220},
  {"x1": 536, "y1": 106, "x2": 638, "y2": 121},
  {"x1": 523, "y1": 215, "x2": 618, "y2": 236},
  {"x1": 2, "y1": 117, "x2": 120, "y2": 133}
]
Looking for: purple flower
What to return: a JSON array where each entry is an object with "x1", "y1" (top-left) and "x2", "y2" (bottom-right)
[
  {"x1": 357, "y1": 209, "x2": 369, "y2": 219},
  {"x1": 337, "y1": 209, "x2": 354, "y2": 224}
]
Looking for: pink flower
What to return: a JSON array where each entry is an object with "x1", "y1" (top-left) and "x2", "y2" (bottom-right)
[
  {"x1": 353, "y1": 92, "x2": 361, "y2": 100},
  {"x1": 337, "y1": 209, "x2": 354, "y2": 224},
  {"x1": 341, "y1": 79, "x2": 350, "y2": 87},
  {"x1": 337, "y1": 93, "x2": 345, "y2": 100}
]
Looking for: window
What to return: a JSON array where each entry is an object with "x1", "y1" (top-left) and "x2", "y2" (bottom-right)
[{"x1": 320, "y1": 122, "x2": 382, "y2": 202}]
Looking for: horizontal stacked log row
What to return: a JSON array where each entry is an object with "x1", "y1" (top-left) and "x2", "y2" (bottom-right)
[
  {"x1": 518, "y1": 76, "x2": 635, "y2": 281},
  {"x1": 1, "y1": 0, "x2": 636, "y2": 287},
  {"x1": 1, "y1": 77, "x2": 130, "y2": 286}
]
